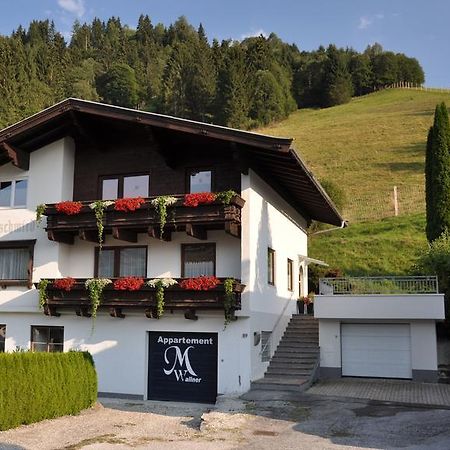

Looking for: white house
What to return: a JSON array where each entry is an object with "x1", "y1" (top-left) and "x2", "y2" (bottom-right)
[{"x1": 0, "y1": 99, "x2": 343, "y2": 402}]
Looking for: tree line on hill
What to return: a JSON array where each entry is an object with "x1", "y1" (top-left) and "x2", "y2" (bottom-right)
[{"x1": 0, "y1": 16, "x2": 425, "y2": 130}]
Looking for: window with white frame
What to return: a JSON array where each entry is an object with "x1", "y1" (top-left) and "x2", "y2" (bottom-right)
[{"x1": 0, "y1": 179, "x2": 28, "y2": 207}]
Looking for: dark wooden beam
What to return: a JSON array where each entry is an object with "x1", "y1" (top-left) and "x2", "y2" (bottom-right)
[
  {"x1": 148, "y1": 225, "x2": 171, "y2": 242},
  {"x1": 224, "y1": 222, "x2": 240, "y2": 238},
  {"x1": 44, "y1": 305, "x2": 61, "y2": 317},
  {"x1": 109, "y1": 307, "x2": 125, "y2": 318},
  {"x1": 112, "y1": 227, "x2": 138, "y2": 243},
  {"x1": 145, "y1": 307, "x2": 157, "y2": 319},
  {"x1": 75, "y1": 306, "x2": 91, "y2": 317},
  {"x1": 78, "y1": 229, "x2": 99, "y2": 243},
  {"x1": 186, "y1": 223, "x2": 207, "y2": 240},
  {"x1": 0, "y1": 142, "x2": 29, "y2": 170},
  {"x1": 47, "y1": 230, "x2": 74, "y2": 245},
  {"x1": 184, "y1": 309, "x2": 198, "y2": 321}
]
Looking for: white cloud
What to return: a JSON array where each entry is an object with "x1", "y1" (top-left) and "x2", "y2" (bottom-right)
[
  {"x1": 57, "y1": 0, "x2": 85, "y2": 18},
  {"x1": 358, "y1": 16, "x2": 372, "y2": 30},
  {"x1": 357, "y1": 13, "x2": 384, "y2": 30},
  {"x1": 241, "y1": 28, "x2": 269, "y2": 40}
]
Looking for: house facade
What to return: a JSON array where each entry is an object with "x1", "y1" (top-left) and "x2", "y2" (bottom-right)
[{"x1": 0, "y1": 99, "x2": 342, "y2": 403}]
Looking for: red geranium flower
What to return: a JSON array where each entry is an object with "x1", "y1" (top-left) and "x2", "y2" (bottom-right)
[
  {"x1": 180, "y1": 276, "x2": 220, "y2": 291},
  {"x1": 183, "y1": 192, "x2": 216, "y2": 207},
  {"x1": 113, "y1": 276, "x2": 145, "y2": 291},
  {"x1": 53, "y1": 277, "x2": 76, "y2": 291},
  {"x1": 55, "y1": 201, "x2": 83, "y2": 215},
  {"x1": 114, "y1": 197, "x2": 145, "y2": 212}
]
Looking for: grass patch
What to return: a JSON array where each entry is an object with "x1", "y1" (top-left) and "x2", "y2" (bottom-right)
[
  {"x1": 258, "y1": 89, "x2": 450, "y2": 222},
  {"x1": 308, "y1": 214, "x2": 427, "y2": 276}
]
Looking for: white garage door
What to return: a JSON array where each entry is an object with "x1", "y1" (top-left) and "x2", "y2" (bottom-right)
[{"x1": 341, "y1": 324, "x2": 412, "y2": 379}]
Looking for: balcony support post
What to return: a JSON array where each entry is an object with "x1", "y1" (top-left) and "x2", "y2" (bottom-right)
[
  {"x1": 109, "y1": 307, "x2": 125, "y2": 319},
  {"x1": 112, "y1": 227, "x2": 138, "y2": 243},
  {"x1": 48, "y1": 230, "x2": 75, "y2": 245},
  {"x1": 186, "y1": 224, "x2": 207, "y2": 240},
  {"x1": 79, "y1": 229, "x2": 99, "y2": 243},
  {"x1": 184, "y1": 309, "x2": 198, "y2": 321},
  {"x1": 148, "y1": 225, "x2": 171, "y2": 242}
]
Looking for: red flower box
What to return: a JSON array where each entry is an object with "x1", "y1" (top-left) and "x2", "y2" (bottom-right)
[
  {"x1": 183, "y1": 192, "x2": 216, "y2": 207},
  {"x1": 55, "y1": 201, "x2": 83, "y2": 215},
  {"x1": 180, "y1": 276, "x2": 220, "y2": 291},
  {"x1": 114, "y1": 197, "x2": 145, "y2": 212},
  {"x1": 53, "y1": 277, "x2": 76, "y2": 291},
  {"x1": 113, "y1": 276, "x2": 145, "y2": 291}
]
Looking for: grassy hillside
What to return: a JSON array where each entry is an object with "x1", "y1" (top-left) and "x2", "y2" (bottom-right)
[
  {"x1": 308, "y1": 214, "x2": 428, "y2": 276},
  {"x1": 259, "y1": 88, "x2": 450, "y2": 222}
]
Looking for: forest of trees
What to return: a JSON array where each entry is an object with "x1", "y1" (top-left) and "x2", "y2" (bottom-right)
[{"x1": 0, "y1": 15, "x2": 425, "y2": 130}]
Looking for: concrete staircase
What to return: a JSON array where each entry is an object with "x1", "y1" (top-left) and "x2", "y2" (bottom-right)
[{"x1": 251, "y1": 315, "x2": 319, "y2": 392}]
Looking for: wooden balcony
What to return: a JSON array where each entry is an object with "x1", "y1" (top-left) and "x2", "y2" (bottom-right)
[
  {"x1": 40, "y1": 278, "x2": 244, "y2": 320},
  {"x1": 44, "y1": 195, "x2": 245, "y2": 244}
]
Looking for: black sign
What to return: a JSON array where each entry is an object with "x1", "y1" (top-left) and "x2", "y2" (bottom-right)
[{"x1": 148, "y1": 331, "x2": 218, "y2": 403}]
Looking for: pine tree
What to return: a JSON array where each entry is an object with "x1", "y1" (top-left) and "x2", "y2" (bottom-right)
[
  {"x1": 323, "y1": 46, "x2": 353, "y2": 107},
  {"x1": 426, "y1": 103, "x2": 450, "y2": 242}
]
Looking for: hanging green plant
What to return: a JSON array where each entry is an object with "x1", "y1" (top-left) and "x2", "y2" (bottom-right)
[
  {"x1": 150, "y1": 196, "x2": 178, "y2": 239},
  {"x1": 223, "y1": 278, "x2": 236, "y2": 328},
  {"x1": 36, "y1": 204, "x2": 47, "y2": 225},
  {"x1": 37, "y1": 279, "x2": 50, "y2": 309},
  {"x1": 88, "y1": 200, "x2": 114, "y2": 247},
  {"x1": 216, "y1": 190, "x2": 237, "y2": 205},
  {"x1": 85, "y1": 278, "x2": 112, "y2": 322},
  {"x1": 147, "y1": 278, "x2": 178, "y2": 318}
]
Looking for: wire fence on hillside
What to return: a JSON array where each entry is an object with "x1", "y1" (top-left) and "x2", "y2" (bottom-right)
[
  {"x1": 344, "y1": 184, "x2": 425, "y2": 223},
  {"x1": 378, "y1": 82, "x2": 450, "y2": 94}
]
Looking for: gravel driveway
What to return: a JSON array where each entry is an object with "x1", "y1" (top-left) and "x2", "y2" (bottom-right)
[{"x1": 1, "y1": 391, "x2": 450, "y2": 449}]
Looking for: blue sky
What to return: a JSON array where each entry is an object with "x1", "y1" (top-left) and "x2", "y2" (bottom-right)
[{"x1": 0, "y1": 0, "x2": 448, "y2": 87}]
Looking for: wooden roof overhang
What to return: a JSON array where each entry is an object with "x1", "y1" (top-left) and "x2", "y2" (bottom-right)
[{"x1": 0, "y1": 98, "x2": 344, "y2": 226}]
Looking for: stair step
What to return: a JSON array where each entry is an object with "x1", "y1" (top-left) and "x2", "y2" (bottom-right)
[
  {"x1": 271, "y1": 355, "x2": 318, "y2": 363},
  {"x1": 280, "y1": 339, "x2": 319, "y2": 344},
  {"x1": 277, "y1": 343, "x2": 319, "y2": 350},
  {"x1": 269, "y1": 363, "x2": 315, "y2": 370},
  {"x1": 266, "y1": 368, "x2": 313, "y2": 376},
  {"x1": 283, "y1": 331, "x2": 318, "y2": 337}
]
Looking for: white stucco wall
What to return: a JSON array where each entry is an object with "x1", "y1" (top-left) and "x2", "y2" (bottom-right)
[
  {"x1": 315, "y1": 294, "x2": 445, "y2": 320},
  {"x1": 241, "y1": 170, "x2": 308, "y2": 381},
  {"x1": 319, "y1": 319, "x2": 439, "y2": 375},
  {"x1": 2, "y1": 311, "x2": 251, "y2": 396}
]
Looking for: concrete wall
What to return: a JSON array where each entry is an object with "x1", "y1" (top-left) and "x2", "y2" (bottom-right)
[
  {"x1": 241, "y1": 170, "x2": 308, "y2": 381},
  {"x1": 318, "y1": 319, "x2": 439, "y2": 382},
  {"x1": 315, "y1": 294, "x2": 445, "y2": 320}
]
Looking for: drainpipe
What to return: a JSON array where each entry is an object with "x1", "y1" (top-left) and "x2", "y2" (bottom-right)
[{"x1": 310, "y1": 220, "x2": 347, "y2": 236}]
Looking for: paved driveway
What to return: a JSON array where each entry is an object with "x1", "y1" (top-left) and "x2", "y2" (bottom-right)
[
  {"x1": 2, "y1": 391, "x2": 450, "y2": 449},
  {"x1": 308, "y1": 378, "x2": 450, "y2": 407}
]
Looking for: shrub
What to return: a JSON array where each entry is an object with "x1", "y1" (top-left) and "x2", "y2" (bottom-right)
[{"x1": 0, "y1": 351, "x2": 97, "y2": 430}]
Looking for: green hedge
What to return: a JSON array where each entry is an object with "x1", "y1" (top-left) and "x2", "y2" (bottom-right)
[{"x1": 0, "y1": 351, "x2": 97, "y2": 430}]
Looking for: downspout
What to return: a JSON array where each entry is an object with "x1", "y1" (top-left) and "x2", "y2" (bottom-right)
[{"x1": 310, "y1": 220, "x2": 347, "y2": 236}]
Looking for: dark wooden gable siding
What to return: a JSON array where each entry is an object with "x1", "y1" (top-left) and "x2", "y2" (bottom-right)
[{"x1": 72, "y1": 118, "x2": 241, "y2": 201}]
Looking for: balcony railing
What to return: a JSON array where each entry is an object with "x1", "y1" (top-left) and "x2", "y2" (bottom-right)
[
  {"x1": 43, "y1": 194, "x2": 245, "y2": 244},
  {"x1": 39, "y1": 277, "x2": 244, "y2": 320},
  {"x1": 319, "y1": 276, "x2": 439, "y2": 295}
]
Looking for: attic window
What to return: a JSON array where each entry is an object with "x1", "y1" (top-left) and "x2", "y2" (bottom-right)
[
  {"x1": 188, "y1": 170, "x2": 212, "y2": 193},
  {"x1": 0, "y1": 179, "x2": 28, "y2": 208}
]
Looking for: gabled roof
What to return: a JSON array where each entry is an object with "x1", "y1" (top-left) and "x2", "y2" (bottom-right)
[{"x1": 0, "y1": 98, "x2": 344, "y2": 226}]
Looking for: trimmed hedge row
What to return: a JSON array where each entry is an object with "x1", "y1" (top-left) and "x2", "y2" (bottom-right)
[{"x1": 0, "y1": 351, "x2": 97, "y2": 430}]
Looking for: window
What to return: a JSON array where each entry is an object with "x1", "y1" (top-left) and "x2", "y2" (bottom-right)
[
  {"x1": 0, "y1": 240, "x2": 35, "y2": 287},
  {"x1": 0, "y1": 325, "x2": 5, "y2": 352},
  {"x1": 287, "y1": 259, "x2": 294, "y2": 291},
  {"x1": 188, "y1": 169, "x2": 212, "y2": 193},
  {"x1": 181, "y1": 244, "x2": 216, "y2": 277},
  {"x1": 31, "y1": 326, "x2": 64, "y2": 352},
  {"x1": 0, "y1": 179, "x2": 28, "y2": 207},
  {"x1": 100, "y1": 174, "x2": 149, "y2": 200},
  {"x1": 95, "y1": 246, "x2": 147, "y2": 278},
  {"x1": 261, "y1": 331, "x2": 271, "y2": 362},
  {"x1": 268, "y1": 248, "x2": 275, "y2": 285},
  {"x1": 298, "y1": 266, "x2": 304, "y2": 299}
]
